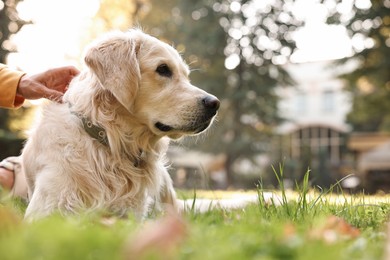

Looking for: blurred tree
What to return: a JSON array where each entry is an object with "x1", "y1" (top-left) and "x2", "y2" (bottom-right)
[
  {"x1": 0, "y1": 0, "x2": 26, "y2": 62},
  {"x1": 0, "y1": 0, "x2": 29, "y2": 159},
  {"x1": 326, "y1": 0, "x2": 390, "y2": 132},
  {"x1": 92, "y1": 0, "x2": 149, "y2": 35},
  {"x1": 141, "y1": 0, "x2": 301, "y2": 186}
]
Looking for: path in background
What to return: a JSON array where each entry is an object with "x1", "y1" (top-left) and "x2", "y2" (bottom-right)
[
  {"x1": 177, "y1": 190, "x2": 390, "y2": 213},
  {"x1": 178, "y1": 192, "x2": 281, "y2": 213}
]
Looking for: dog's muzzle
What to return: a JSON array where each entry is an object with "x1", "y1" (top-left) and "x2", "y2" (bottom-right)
[{"x1": 155, "y1": 95, "x2": 220, "y2": 134}]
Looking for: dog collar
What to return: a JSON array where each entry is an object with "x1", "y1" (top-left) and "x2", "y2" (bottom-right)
[
  {"x1": 68, "y1": 104, "x2": 146, "y2": 167},
  {"x1": 69, "y1": 104, "x2": 109, "y2": 146},
  {"x1": 79, "y1": 116, "x2": 109, "y2": 146}
]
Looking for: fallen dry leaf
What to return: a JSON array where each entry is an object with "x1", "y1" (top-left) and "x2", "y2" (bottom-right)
[
  {"x1": 123, "y1": 208, "x2": 187, "y2": 260},
  {"x1": 309, "y1": 215, "x2": 360, "y2": 244},
  {"x1": 0, "y1": 207, "x2": 21, "y2": 234},
  {"x1": 283, "y1": 222, "x2": 297, "y2": 239}
]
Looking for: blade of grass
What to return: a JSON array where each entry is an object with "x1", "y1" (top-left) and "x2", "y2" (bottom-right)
[
  {"x1": 191, "y1": 188, "x2": 197, "y2": 213},
  {"x1": 309, "y1": 174, "x2": 355, "y2": 210},
  {"x1": 295, "y1": 168, "x2": 310, "y2": 219},
  {"x1": 271, "y1": 163, "x2": 290, "y2": 217}
]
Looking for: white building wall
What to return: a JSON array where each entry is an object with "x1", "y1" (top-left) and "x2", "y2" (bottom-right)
[{"x1": 276, "y1": 60, "x2": 353, "y2": 134}]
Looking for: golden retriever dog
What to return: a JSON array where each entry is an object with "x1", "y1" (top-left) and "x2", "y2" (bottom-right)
[{"x1": 22, "y1": 29, "x2": 219, "y2": 220}]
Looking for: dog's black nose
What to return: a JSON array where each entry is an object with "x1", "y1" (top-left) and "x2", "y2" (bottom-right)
[{"x1": 202, "y1": 96, "x2": 220, "y2": 114}]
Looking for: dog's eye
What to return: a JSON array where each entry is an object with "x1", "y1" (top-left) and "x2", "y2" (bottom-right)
[{"x1": 156, "y1": 64, "x2": 172, "y2": 78}]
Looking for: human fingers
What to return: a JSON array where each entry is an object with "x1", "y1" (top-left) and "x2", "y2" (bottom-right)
[
  {"x1": 50, "y1": 66, "x2": 80, "y2": 78},
  {"x1": 46, "y1": 66, "x2": 80, "y2": 92},
  {"x1": 41, "y1": 88, "x2": 64, "y2": 103},
  {"x1": 66, "y1": 66, "x2": 80, "y2": 77}
]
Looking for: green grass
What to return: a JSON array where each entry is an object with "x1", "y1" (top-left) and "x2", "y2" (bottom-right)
[{"x1": 0, "y1": 169, "x2": 389, "y2": 260}]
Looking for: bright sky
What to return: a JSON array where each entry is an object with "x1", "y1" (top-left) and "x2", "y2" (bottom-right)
[
  {"x1": 290, "y1": 0, "x2": 353, "y2": 63},
  {"x1": 6, "y1": 0, "x2": 365, "y2": 73},
  {"x1": 7, "y1": 0, "x2": 100, "y2": 73}
]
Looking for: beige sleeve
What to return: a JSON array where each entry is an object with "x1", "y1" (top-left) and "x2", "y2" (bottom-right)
[{"x1": 0, "y1": 64, "x2": 26, "y2": 108}]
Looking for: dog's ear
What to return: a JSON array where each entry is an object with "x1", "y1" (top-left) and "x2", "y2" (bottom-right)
[{"x1": 84, "y1": 33, "x2": 141, "y2": 112}]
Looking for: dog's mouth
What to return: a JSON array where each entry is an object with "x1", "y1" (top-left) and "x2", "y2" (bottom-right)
[
  {"x1": 155, "y1": 118, "x2": 213, "y2": 135},
  {"x1": 192, "y1": 120, "x2": 212, "y2": 134},
  {"x1": 155, "y1": 122, "x2": 174, "y2": 132}
]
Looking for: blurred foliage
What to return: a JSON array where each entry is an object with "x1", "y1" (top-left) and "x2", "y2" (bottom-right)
[
  {"x1": 0, "y1": 106, "x2": 33, "y2": 160},
  {"x1": 326, "y1": 0, "x2": 390, "y2": 132},
  {"x1": 139, "y1": 0, "x2": 302, "y2": 185},
  {"x1": 0, "y1": 0, "x2": 29, "y2": 159},
  {"x1": 0, "y1": 0, "x2": 27, "y2": 62},
  {"x1": 91, "y1": 0, "x2": 149, "y2": 36}
]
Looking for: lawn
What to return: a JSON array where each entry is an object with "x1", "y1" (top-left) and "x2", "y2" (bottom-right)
[{"x1": 0, "y1": 184, "x2": 389, "y2": 260}]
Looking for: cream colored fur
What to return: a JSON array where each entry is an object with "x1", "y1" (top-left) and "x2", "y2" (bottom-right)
[{"x1": 22, "y1": 30, "x2": 219, "y2": 220}]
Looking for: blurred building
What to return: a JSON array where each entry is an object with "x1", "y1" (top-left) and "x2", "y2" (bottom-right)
[
  {"x1": 348, "y1": 133, "x2": 390, "y2": 193},
  {"x1": 167, "y1": 146, "x2": 227, "y2": 189},
  {"x1": 274, "y1": 61, "x2": 353, "y2": 186}
]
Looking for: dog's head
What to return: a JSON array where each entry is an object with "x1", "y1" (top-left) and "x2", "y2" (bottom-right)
[{"x1": 84, "y1": 30, "x2": 219, "y2": 139}]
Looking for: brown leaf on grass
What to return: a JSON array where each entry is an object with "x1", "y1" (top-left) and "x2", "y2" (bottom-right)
[
  {"x1": 123, "y1": 208, "x2": 187, "y2": 260},
  {"x1": 0, "y1": 207, "x2": 22, "y2": 234},
  {"x1": 283, "y1": 222, "x2": 297, "y2": 239},
  {"x1": 309, "y1": 215, "x2": 360, "y2": 244}
]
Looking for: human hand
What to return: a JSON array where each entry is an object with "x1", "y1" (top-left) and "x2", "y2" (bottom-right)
[{"x1": 17, "y1": 66, "x2": 79, "y2": 102}]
